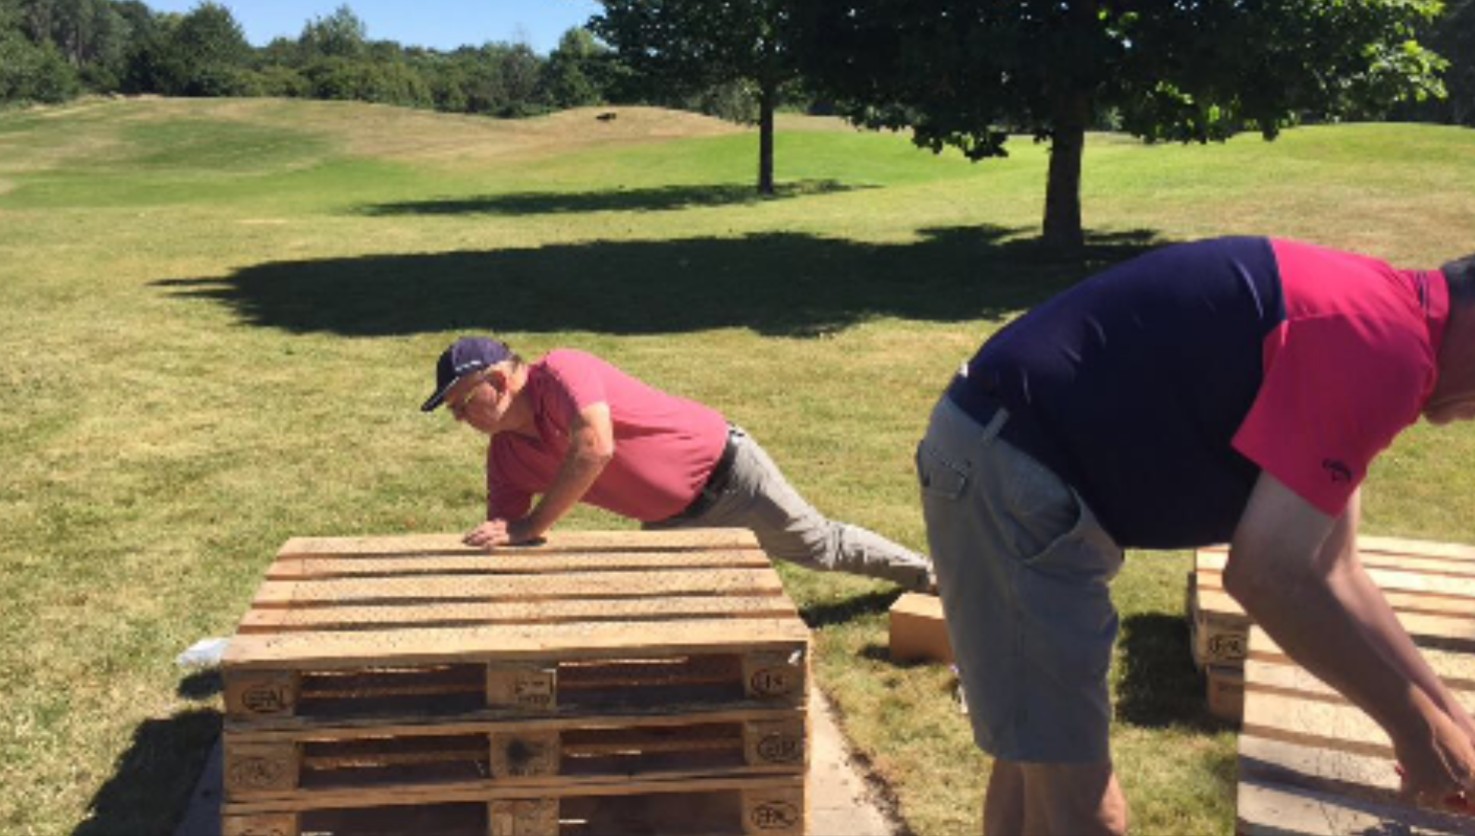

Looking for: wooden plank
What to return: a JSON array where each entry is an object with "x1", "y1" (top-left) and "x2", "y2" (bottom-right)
[
  {"x1": 1250, "y1": 629, "x2": 1475, "y2": 689},
  {"x1": 229, "y1": 761, "x2": 806, "y2": 808},
  {"x1": 1194, "y1": 561, "x2": 1475, "y2": 601},
  {"x1": 1248, "y1": 654, "x2": 1475, "y2": 706},
  {"x1": 1243, "y1": 685, "x2": 1395, "y2": 757},
  {"x1": 221, "y1": 772, "x2": 806, "y2": 815},
  {"x1": 1198, "y1": 550, "x2": 1475, "y2": 582},
  {"x1": 249, "y1": 568, "x2": 783, "y2": 609},
  {"x1": 238, "y1": 595, "x2": 798, "y2": 634},
  {"x1": 1199, "y1": 578, "x2": 1475, "y2": 636},
  {"x1": 226, "y1": 705, "x2": 806, "y2": 742},
  {"x1": 224, "y1": 617, "x2": 809, "y2": 669},
  {"x1": 276, "y1": 528, "x2": 762, "y2": 558},
  {"x1": 1358, "y1": 536, "x2": 1475, "y2": 562},
  {"x1": 1202, "y1": 535, "x2": 1475, "y2": 563},
  {"x1": 266, "y1": 549, "x2": 772, "y2": 580}
]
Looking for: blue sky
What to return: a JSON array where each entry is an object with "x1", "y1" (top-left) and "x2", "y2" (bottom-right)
[{"x1": 143, "y1": 1, "x2": 604, "y2": 55}]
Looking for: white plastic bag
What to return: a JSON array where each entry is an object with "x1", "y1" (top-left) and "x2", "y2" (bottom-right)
[{"x1": 176, "y1": 637, "x2": 230, "y2": 669}]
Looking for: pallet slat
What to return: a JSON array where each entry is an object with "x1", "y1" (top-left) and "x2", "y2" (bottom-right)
[
  {"x1": 225, "y1": 618, "x2": 808, "y2": 671},
  {"x1": 250, "y1": 568, "x2": 785, "y2": 609},
  {"x1": 223, "y1": 772, "x2": 804, "y2": 815},
  {"x1": 239, "y1": 595, "x2": 797, "y2": 634},
  {"x1": 267, "y1": 550, "x2": 772, "y2": 580},
  {"x1": 277, "y1": 529, "x2": 766, "y2": 557}
]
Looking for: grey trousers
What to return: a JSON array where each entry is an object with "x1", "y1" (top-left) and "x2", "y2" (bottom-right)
[{"x1": 646, "y1": 427, "x2": 934, "y2": 591}]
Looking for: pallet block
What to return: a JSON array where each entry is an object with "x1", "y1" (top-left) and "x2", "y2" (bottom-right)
[
  {"x1": 221, "y1": 529, "x2": 812, "y2": 835},
  {"x1": 888, "y1": 592, "x2": 952, "y2": 665},
  {"x1": 1205, "y1": 664, "x2": 1243, "y2": 723}
]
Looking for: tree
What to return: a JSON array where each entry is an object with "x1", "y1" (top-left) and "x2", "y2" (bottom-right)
[
  {"x1": 543, "y1": 27, "x2": 606, "y2": 108},
  {"x1": 1425, "y1": 0, "x2": 1475, "y2": 124},
  {"x1": 590, "y1": 0, "x2": 797, "y2": 194},
  {"x1": 496, "y1": 41, "x2": 544, "y2": 115},
  {"x1": 0, "y1": 26, "x2": 79, "y2": 103},
  {"x1": 795, "y1": 0, "x2": 1447, "y2": 248},
  {"x1": 299, "y1": 4, "x2": 366, "y2": 60},
  {"x1": 161, "y1": 1, "x2": 249, "y2": 96},
  {"x1": 5, "y1": 0, "x2": 130, "y2": 91}
]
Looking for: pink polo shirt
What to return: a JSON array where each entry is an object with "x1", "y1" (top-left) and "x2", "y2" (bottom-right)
[
  {"x1": 485, "y1": 350, "x2": 730, "y2": 523},
  {"x1": 1232, "y1": 240, "x2": 1448, "y2": 515}
]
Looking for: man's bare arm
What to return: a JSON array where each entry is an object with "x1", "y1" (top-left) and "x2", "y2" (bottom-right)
[
  {"x1": 511, "y1": 402, "x2": 614, "y2": 542},
  {"x1": 1225, "y1": 473, "x2": 1475, "y2": 805}
]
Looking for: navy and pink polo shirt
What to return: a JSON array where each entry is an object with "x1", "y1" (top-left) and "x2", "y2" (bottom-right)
[
  {"x1": 485, "y1": 349, "x2": 729, "y2": 523},
  {"x1": 951, "y1": 236, "x2": 1447, "y2": 548}
]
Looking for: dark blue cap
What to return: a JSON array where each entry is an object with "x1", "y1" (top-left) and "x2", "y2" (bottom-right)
[{"x1": 421, "y1": 337, "x2": 512, "y2": 411}]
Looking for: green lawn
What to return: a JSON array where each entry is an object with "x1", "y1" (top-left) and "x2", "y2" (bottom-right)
[{"x1": 2, "y1": 97, "x2": 1474, "y2": 835}]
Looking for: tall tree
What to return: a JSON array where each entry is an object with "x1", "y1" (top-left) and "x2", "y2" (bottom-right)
[
  {"x1": 299, "y1": 4, "x2": 366, "y2": 59},
  {"x1": 162, "y1": 1, "x2": 248, "y2": 96},
  {"x1": 1426, "y1": 0, "x2": 1475, "y2": 124},
  {"x1": 590, "y1": 0, "x2": 796, "y2": 194},
  {"x1": 544, "y1": 27, "x2": 607, "y2": 108},
  {"x1": 795, "y1": 0, "x2": 1447, "y2": 248}
]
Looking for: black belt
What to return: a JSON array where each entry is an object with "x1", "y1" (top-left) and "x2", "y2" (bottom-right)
[
  {"x1": 945, "y1": 374, "x2": 1002, "y2": 428},
  {"x1": 675, "y1": 425, "x2": 741, "y2": 520},
  {"x1": 944, "y1": 374, "x2": 1068, "y2": 487}
]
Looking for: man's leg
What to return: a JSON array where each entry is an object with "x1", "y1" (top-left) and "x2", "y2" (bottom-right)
[
  {"x1": 982, "y1": 760, "x2": 1025, "y2": 836},
  {"x1": 917, "y1": 395, "x2": 1125, "y2": 835},
  {"x1": 1018, "y1": 760, "x2": 1127, "y2": 836},
  {"x1": 681, "y1": 427, "x2": 934, "y2": 590},
  {"x1": 983, "y1": 757, "x2": 1127, "y2": 836}
]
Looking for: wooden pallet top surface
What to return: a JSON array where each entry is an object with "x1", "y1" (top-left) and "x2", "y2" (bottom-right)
[
  {"x1": 225, "y1": 529, "x2": 809, "y2": 670},
  {"x1": 1239, "y1": 624, "x2": 1475, "y2": 834}
]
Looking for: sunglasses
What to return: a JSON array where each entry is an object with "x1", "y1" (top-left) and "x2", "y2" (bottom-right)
[{"x1": 448, "y1": 374, "x2": 490, "y2": 415}]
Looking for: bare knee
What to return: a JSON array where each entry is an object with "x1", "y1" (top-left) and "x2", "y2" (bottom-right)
[{"x1": 1012, "y1": 760, "x2": 1126, "y2": 836}]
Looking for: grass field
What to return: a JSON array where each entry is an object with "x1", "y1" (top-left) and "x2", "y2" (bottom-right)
[{"x1": 2, "y1": 96, "x2": 1474, "y2": 835}]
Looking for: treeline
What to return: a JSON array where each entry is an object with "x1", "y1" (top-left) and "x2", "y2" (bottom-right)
[
  {"x1": 1, "y1": 0, "x2": 1469, "y2": 129},
  {"x1": 0, "y1": 1, "x2": 642, "y2": 116}
]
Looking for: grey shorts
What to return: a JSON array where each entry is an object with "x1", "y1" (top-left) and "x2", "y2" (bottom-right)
[{"x1": 916, "y1": 395, "x2": 1123, "y2": 763}]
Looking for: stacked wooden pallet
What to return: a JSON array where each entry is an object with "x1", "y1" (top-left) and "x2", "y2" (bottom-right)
[{"x1": 220, "y1": 529, "x2": 811, "y2": 836}]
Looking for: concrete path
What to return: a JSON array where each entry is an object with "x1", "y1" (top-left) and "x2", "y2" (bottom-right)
[{"x1": 173, "y1": 687, "x2": 898, "y2": 836}]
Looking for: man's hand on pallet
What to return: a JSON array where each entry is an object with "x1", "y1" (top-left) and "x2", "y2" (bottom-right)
[
  {"x1": 1393, "y1": 690, "x2": 1475, "y2": 814},
  {"x1": 464, "y1": 518, "x2": 544, "y2": 550}
]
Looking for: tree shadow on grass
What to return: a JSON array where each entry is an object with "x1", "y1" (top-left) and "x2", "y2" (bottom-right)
[
  {"x1": 153, "y1": 226, "x2": 1162, "y2": 338},
  {"x1": 73, "y1": 708, "x2": 221, "y2": 836},
  {"x1": 357, "y1": 180, "x2": 869, "y2": 216},
  {"x1": 1116, "y1": 612, "x2": 1226, "y2": 732}
]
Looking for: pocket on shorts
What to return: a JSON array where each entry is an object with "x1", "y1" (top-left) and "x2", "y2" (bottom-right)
[
  {"x1": 916, "y1": 439, "x2": 969, "y2": 501},
  {"x1": 1006, "y1": 465, "x2": 1120, "y2": 584}
]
